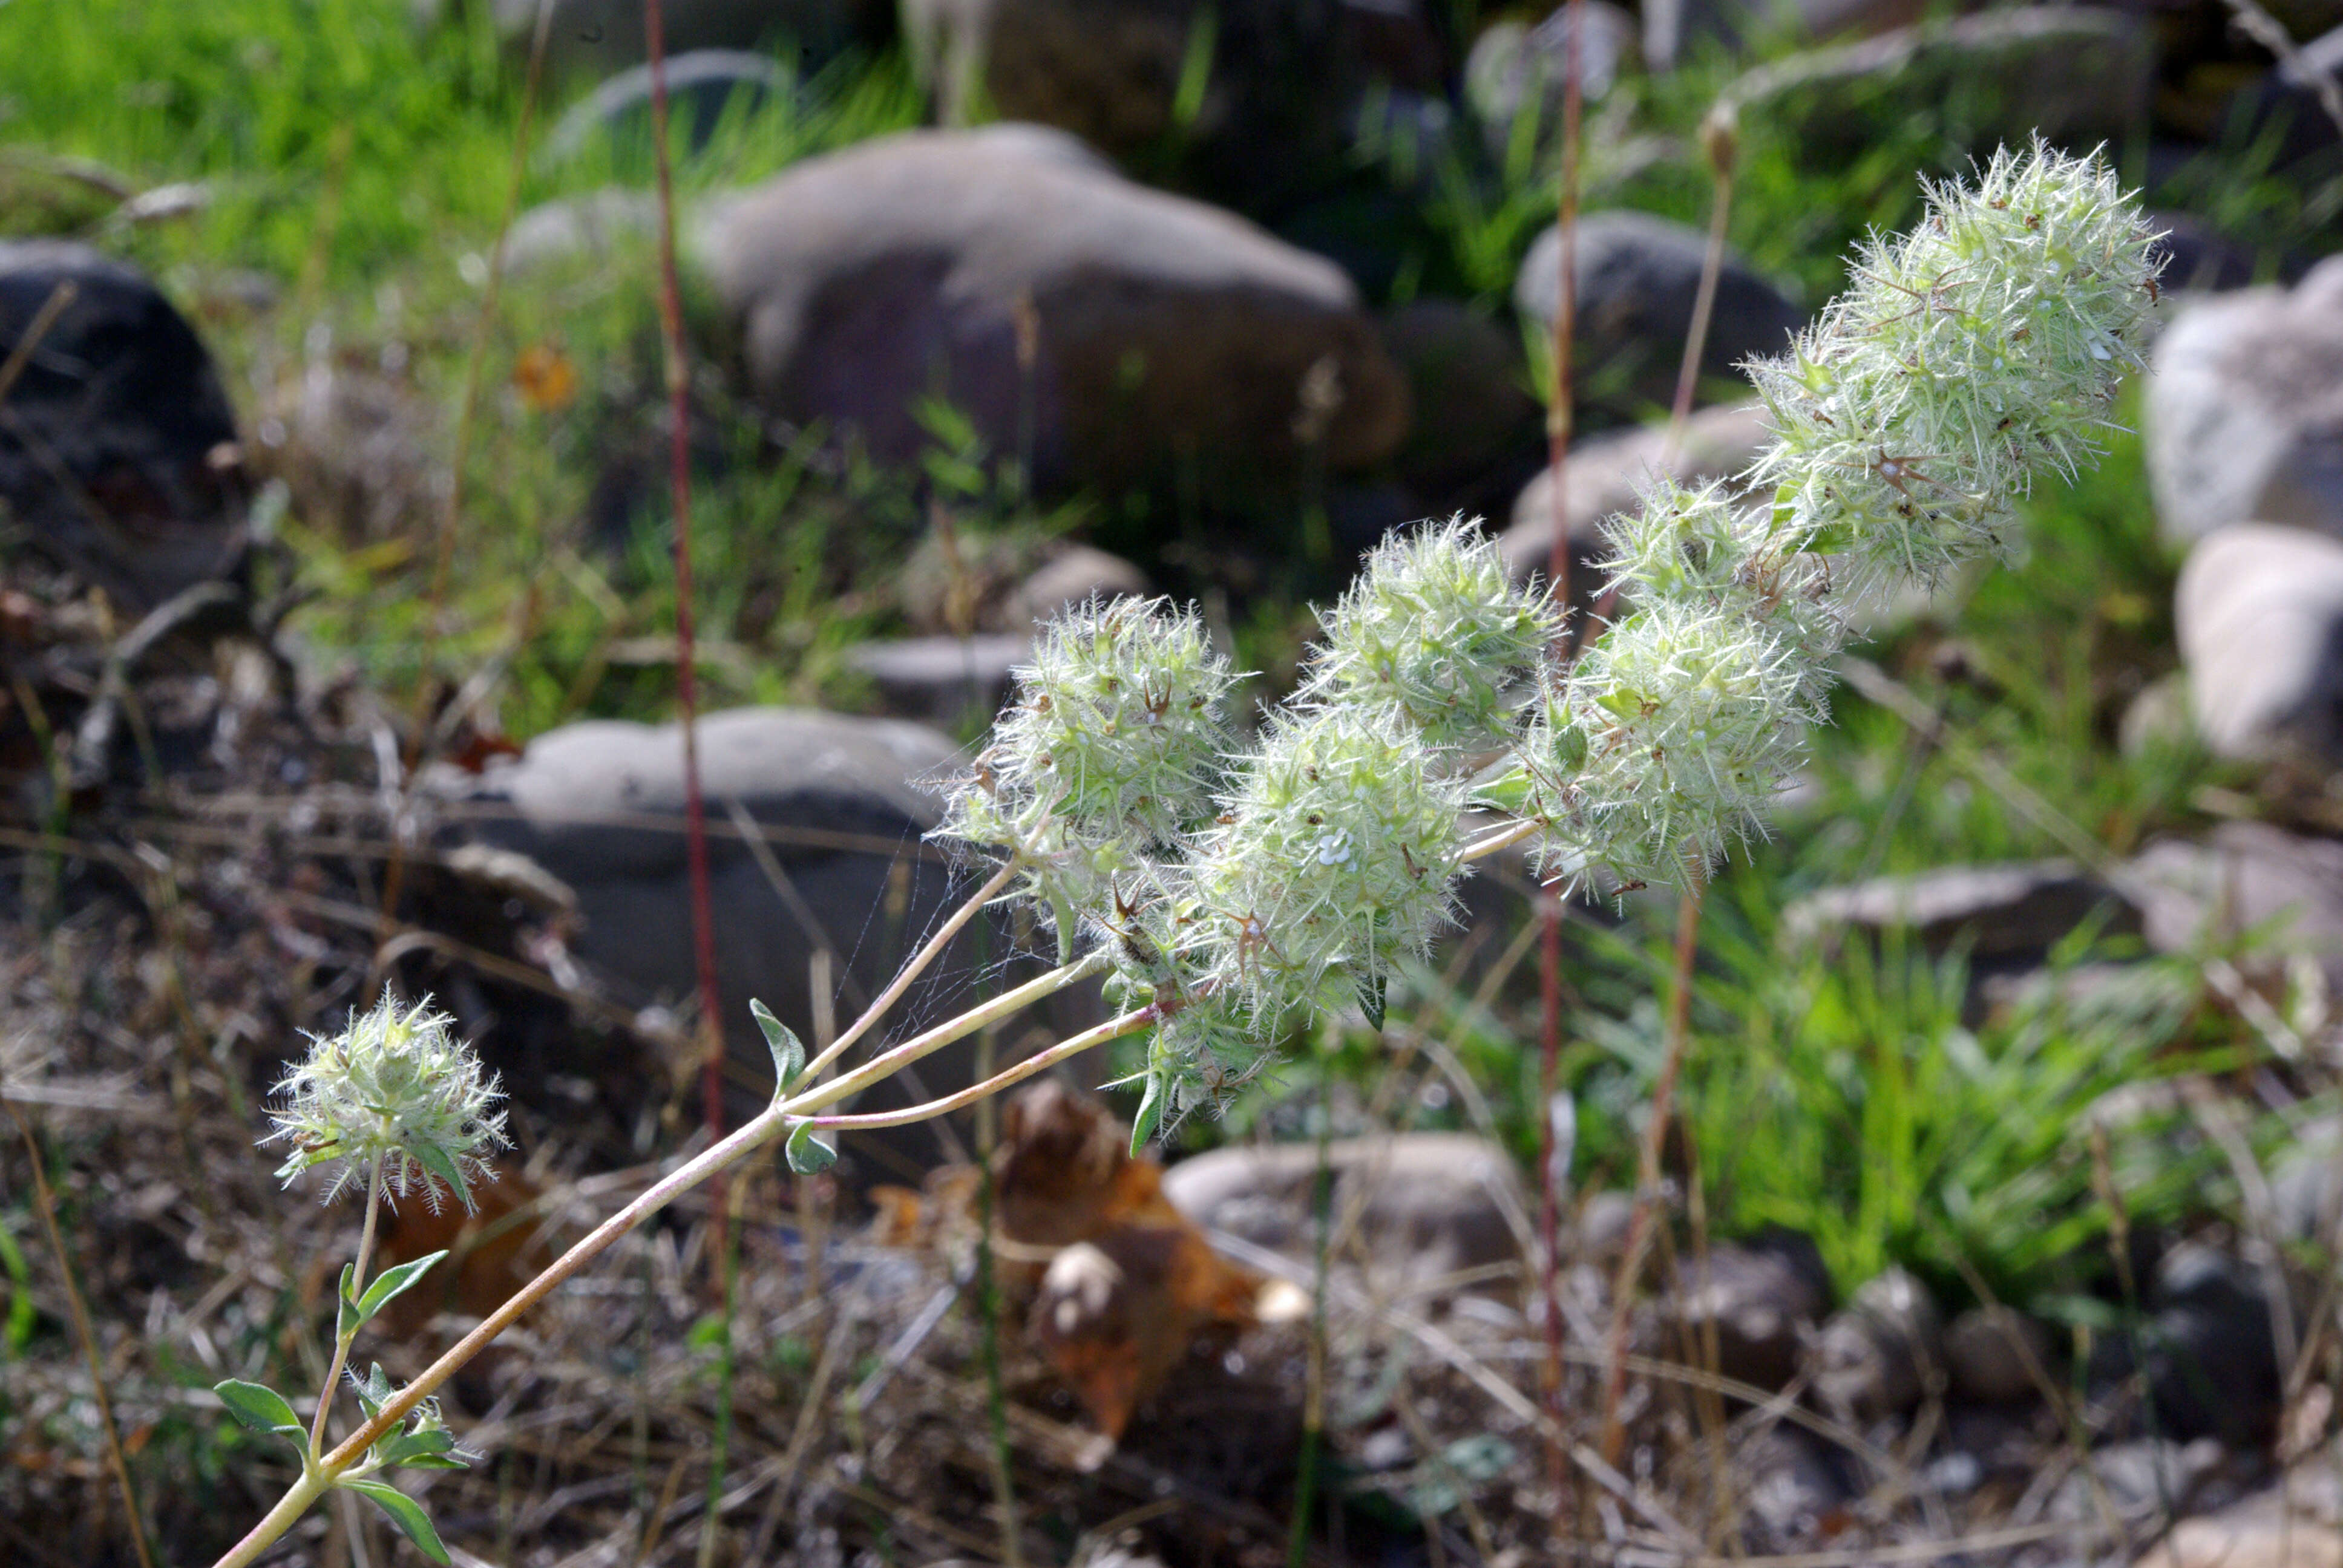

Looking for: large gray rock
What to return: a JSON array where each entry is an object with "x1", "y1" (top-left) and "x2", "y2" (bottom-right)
[
  {"x1": 700, "y1": 128, "x2": 1409, "y2": 498},
  {"x1": 477, "y1": 0, "x2": 881, "y2": 83},
  {"x1": 2176, "y1": 524, "x2": 2343, "y2": 766},
  {"x1": 842, "y1": 633, "x2": 1027, "y2": 730},
  {"x1": 2124, "y1": 822, "x2": 2343, "y2": 992},
  {"x1": 427, "y1": 707, "x2": 1044, "y2": 1154},
  {"x1": 1711, "y1": 10, "x2": 2152, "y2": 162},
  {"x1": 2149, "y1": 260, "x2": 2343, "y2": 546},
  {"x1": 1162, "y1": 1134, "x2": 1529, "y2": 1298},
  {"x1": 1499, "y1": 402, "x2": 1769, "y2": 595},
  {"x1": 0, "y1": 241, "x2": 248, "y2": 608},
  {"x1": 1514, "y1": 212, "x2": 1802, "y2": 420}
]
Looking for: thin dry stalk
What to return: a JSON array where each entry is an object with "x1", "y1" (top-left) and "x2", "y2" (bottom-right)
[
  {"x1": 1537, "y1": 0, "x2": 1590, "y2": 1520},
  {"x1": 0, "y1": 281, "x2": 77, "y2": 408},
  {"x1": 1597, "y1": 870, "x2": 1708, "y2": 1467},
  {"x1": 2, "y1": 1097, "x2": 157, "y2": 1568},
  {"x1": 640, "y1": 0, "x2": 733, "y2": 1210}
]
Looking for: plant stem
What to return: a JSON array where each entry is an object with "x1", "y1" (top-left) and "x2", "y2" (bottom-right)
[
  {"x1": 784, "y1": 951, "x2": 1109, "y2": 1116},
  {"x1": 4, "y1": 1097, "x2": 157, "y2": 1568},
  {"x1": 1595, "y1": 871, "x2": 1706, "y2": 1466},
  {"x1": 796, "y1": 858, "x2": 1020, "y2": 1086},
  {"x1": 310, "y1": 1152, "x2": 384, "y2": 1460},
  {"x1": 209, "y1": 976, "x2": 1152, "y2": 1568},
  {"x1": 1286, "y1": 1041, "x2": 1339, "y2": 1568},
  {"x1": 798, "y1": 1001, "x2": 1158, "y2": 1131}
]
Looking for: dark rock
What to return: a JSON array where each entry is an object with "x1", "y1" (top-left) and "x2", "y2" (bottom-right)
[
  {"x1": 474, "y1": 0, "x2": 883, "y2": 83},
  {"x1": 1514, "y1": 212, "x2": 1801, "y2": 421},
  {"x1": 1782, "y1": 861, "x2": 2143, "y2": 967},
  {"x1": 1463, "y1": 4, "x2": 1637, "y2": 155},
  {"x1": 2148, "y1": 260, "x2": 2343, "y2": 546},
  {"x1": 699, "y1": 128, "x2": 1409, "y2": 501},
  {"x1": 2091, "y1": 1242, "x2": 2283, "y2": 1449},
  {"x1": 1942, "y1": 1305, "x2": 2057, "y2": 1405},
  {"x1": 2175, "y1": 524, "x2": 2343, "y2": 766},
  {"x1": 2148, "y1": 211, "x2": 2269, "y2": 296},
  {"x1": 1499, "y1": 402, "x2": 1769, "y2": 597},
  {"x1": 0, "y1": 241, "x2": 248, "y2": 608},
  {"x1": 1161, "y1": 1134, "x2": 1528, "y2": 1299},
  {"x1": 1714, "y1": 10, "x2": 2153, "y2": 165},
  {"x1": 425, "y1": 707, "x2": 1066, "y2": 1168},
  {"x1": 543, "y1": 49, "x2": 790, "y2": 167},
  {"x1": 1734, "y1": 1426, "x2": 1855, "y2": 1549},
  {"x1": 842, "y1": 633, "x2": 1027, "y2": 730},
  {"x1": 1659, "y1": 1233, "x2": 1832, "y2": 1393},
  {"x1": 2123, "y1": 822, "x2": 2343, "y2": 992},
  {"x1": 1378, "y1": 299, "x2": 1539, "y2": 498},
  {"x1": 900, "y1": 0, "x2": 1443, "y2": 216},
  {"x1": 1810, "y1": 1267, "x2": 1944, "y2": 1422}
]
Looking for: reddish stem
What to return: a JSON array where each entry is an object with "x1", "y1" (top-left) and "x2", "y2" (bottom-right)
[
  {"x1": 642, "y1": 0, "x2": 730, "y2": 1191},
  {"x1": 1536, "y1": 0, "x2": 1588, "y2": 1526}
]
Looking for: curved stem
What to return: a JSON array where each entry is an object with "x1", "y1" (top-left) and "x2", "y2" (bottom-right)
[
  {"x1": 1458, "y1": 816, "x2": 1541, "y2": 864},
  {"x1": 782, "y1": 951, "x2": 1108, "y2": 1117},
  {"x1": 795, "y1": 858, "x2": 1018, "y2": 1086},
  {"x1": 802, "y1": 1002, "x2": 1156, "y2": 1132},
  {"x1": 210, "y1": 1465, "x2": 332, "y2": 1568},
  {"x1": 309, "y1": 1153, "x2": 383, "y2": 1460}
]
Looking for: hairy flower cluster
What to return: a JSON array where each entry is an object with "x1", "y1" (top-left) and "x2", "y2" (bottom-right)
[
  {"x1": 1298, "y1": 517, "x2": 1561, "y2": 749},
  {"x1": 1749, "y1": 140, "x2": 2160, "y2": 589},
  {"x1": 1525, "y1": 482, "x2": 1839, "y2": 890},
  {"x1": 936, "y1": 595, "x2": 1237, "y2": 952},
  {"x1": 263, "y1": 996, "x2": 507, "y2": 1210},
  {"x1": 1189, "y1": 705, "x2": 1467, "y2": 1021}
]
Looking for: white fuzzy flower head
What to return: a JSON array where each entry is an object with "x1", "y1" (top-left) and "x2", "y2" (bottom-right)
[
  {"x1": 1748, "y1": 140, "x2": 2160, "y2": 591},
  {"x1": 1299, "y1": 517, "x2": 1563, "y2": 749},
  {"x1": 1525, "y1": 485, "x2": 1838, "y2": 892},
  {"x1": 977, "y1": 595, "x2": 1237, "y2": 848},
  {"x1": 263, "y1": 996, "x2": 508, "y2": 1212},
  {"x1": 1191, "y1": 705, "x2": 1467, "y2": 1019}
]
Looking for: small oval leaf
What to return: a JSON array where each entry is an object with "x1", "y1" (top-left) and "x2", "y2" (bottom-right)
[
  {"x1": 214, "y1": 1379, "x2": 303, "y2": 1440},
  {"x1": 355, "y1": 1251, "x2": 448, "y2": 1327},
  {"x1": 784, "y1": 1119, "x2": 836, "y2": 1175},
  {"x1": 341, "y1": 1478, "x2": 450, "y2": 1565},
  {"x1": 750, "y1": 999, "x2": 805, "y2": 1093}
]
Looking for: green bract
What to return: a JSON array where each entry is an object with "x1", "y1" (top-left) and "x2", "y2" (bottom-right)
[
  {"x1": 1299, "y1": 516, "x2": 1561, "y2": 749},
  {"x1": 263, "y1": 995, "x2": 508, "y2": 1210}
]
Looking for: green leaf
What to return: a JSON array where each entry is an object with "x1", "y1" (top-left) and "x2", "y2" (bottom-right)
[
  {"x1": 1128, "y1": 1068, "x2": 1165, "y2": 1157},
  {"x1": 214, "y1": 1379, "x2": 304, "y2": 1445},
  {"x1": 411, "y1": 1141, "x2": 468, "y2": 1206},
  {"x1": 1355, "y1": 970, "x2": 1388, "y2": 1032},
  {"x1": 1047, "y1": 886, "x2": 1079, "y2": 965},
  {"x1": 750, "y1": 999, "x2": 805, "y2": 1093},
  {"x1": 354, "y1": 1251, "x2": 447, "y2": 1328},
  {"x1": 335, "y1": 1262, "x2": 359, "y2": 1343},
  {"x1": 341, "y1": 1478, "x2": 450, "y2": 1565},
  {"x1": 784, "y1": 1119, "x2": 836, "y2": 1175},
  {"x1": 351, "y1": 1363, "x2": 397, "y2": 1422},
  {"x1": 373, "y1": 1427, "x2": 462, "y2": 1469}
]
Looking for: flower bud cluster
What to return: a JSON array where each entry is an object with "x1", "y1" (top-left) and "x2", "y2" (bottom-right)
[
  {"x1": 1748, "y1": 140, "x2": 2159, "y2": 589},
  {"x1": 1298, "y1": 517, "x2": 1562, "y2": 750},
  {"x1": 263, "y1": 995, "x2": 507, "y2": 1210},
  {"x1": 1190, "y1": 705, "x2": 1467, "y2": 1022},
  {"x1": 1524, "y1": 482, "x2": 1839, "y2": 890}
]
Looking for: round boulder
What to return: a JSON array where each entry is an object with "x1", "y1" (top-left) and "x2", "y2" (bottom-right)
[
  {"x1": 0, "y1": 241, "x2": 247, "y2": 607},
  {"x1": 2148, "y1": 258, "x2": 2343, "y2": 545},
  {"x1": 699, "y1": 128, "x2": 1409, "y2": 498},
  {"x1": 2174, "y1": 523, "x2": 2343, "y2": 765},
  {"x1": 1514, "y1": 211, "x2": 1803, "y2": 421}
]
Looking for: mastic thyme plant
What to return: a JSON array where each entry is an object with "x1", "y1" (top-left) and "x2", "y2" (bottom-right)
[{"x1": 209, "y1": 142, "x2": 2157, "y2": 1566}]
